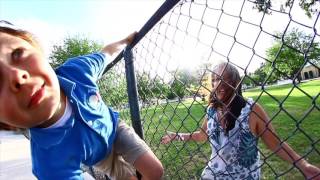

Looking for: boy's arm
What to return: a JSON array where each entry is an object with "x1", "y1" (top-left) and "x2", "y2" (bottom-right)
[
  {"x1": 57, "y1": 32, "x2": 137, "y2": 82},
  {"x1": 250, "y1": 103, "x2": 320, "y2": 179},
  {"x1": 101, "y1": 32, "x2": 137, "y2": 56}
]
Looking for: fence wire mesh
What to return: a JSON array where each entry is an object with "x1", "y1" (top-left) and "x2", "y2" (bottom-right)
[{"x1": 99, "y1": 0, "x2": 319, "y2": 179}]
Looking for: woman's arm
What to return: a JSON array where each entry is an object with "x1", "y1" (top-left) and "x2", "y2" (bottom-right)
[
  {"x1": 250, "y1": 103, "x2": 320, "y2": 179},
  {"x1": 161, "y1": 119, "x2": 208, "y2": 144}
]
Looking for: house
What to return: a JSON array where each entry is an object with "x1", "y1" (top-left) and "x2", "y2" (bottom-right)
[{"x1": 300, "y1": 62, "x2": 320, "y2": 80}]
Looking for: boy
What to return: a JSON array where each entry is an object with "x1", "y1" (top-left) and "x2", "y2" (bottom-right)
[{"x1": 0, "y1": 22, "x2": 163, "y2": 180}]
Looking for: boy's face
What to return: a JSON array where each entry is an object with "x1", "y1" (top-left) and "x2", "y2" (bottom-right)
[{"x1": 0, "y1": 32, "x2": 61, "y2": 128}]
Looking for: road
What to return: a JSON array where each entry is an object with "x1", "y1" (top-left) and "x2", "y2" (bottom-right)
[{"x1": 0, "y1": 130, "x2": 36, "y2": 180}]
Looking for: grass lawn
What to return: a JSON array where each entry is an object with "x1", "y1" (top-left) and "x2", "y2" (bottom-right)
[{"x1": 126, "y1": 79, "x2": 320, "y2": 180}]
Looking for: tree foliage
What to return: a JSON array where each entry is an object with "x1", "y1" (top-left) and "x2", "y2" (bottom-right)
[
  {"x1": 284, "y1": 0, "x2": 319, "y2": 17},
  {"x1": 166, "y1": 69, "x2": 200, "y2": 99},
  {"x1": 245, "y1": 63, "x2": 269, "y2": 87},
  {"x1": 168, "y1": 79, "x2": 186, "y2": 99},
  {"x1": 264, "y1": 28, "x2": 320, "y2": 81},
  {"x1": 99, "y1": 70, "x2": 128, "y2": 107},
  {"x1": 136, "y1": 74, "x2": 169, "y2": 103},
  {"x1": 253, "y1": 0, "x2": 272, "y2": 14},
  {"x1": 254, "y1": 0, "x2": 319, "y2": 17},
  {"x1": 49, "y1": 36, "x2": 102, "y2": 68},
  {"x1": 135, "y1": 68, "x2": 202, "y2": 101}
]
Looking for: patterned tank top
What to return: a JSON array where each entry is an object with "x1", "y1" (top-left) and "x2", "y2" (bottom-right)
[{"x1": 201, "y1": 98, "x2": 261, "y2": 180}]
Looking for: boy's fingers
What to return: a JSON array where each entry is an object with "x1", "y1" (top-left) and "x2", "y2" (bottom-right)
[
  {"x1": 119, "y1": 32, "x2": 137, "y2": 45},
  {"x1": 126, "y1": 31, "x2": 137, "y2": 44}
]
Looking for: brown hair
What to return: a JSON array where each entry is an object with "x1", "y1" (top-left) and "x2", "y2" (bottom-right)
[
  {"x1": 0, "y1": 22, "x2": 41, "y2": 50},
  {"x1": 209, "y1": 62, "x2": 246, "y2": 135}
]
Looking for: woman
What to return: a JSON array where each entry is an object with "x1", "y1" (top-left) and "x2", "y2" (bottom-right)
[{"x1": 161, "y1": 62, "x2": 320, "y2": 179}]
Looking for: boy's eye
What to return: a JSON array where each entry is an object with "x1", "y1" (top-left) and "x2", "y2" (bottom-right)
[{"x1": 11, "y1": 48, "x2": 24, "y2": 61}]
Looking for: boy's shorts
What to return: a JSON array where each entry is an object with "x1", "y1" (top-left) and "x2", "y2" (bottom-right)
[{"x1": 94, "y1": 121, "x2": 151, "y2": 179}]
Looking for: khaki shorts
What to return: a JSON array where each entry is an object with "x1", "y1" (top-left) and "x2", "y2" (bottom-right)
[{"x1": 94, "y1": 121, "x2": 151, "y2": 179}]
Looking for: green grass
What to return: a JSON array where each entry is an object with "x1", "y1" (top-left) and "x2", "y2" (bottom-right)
[
  {"x1": 243, "y1": 79, "x2": 320, "y2": 179},
  {"x1": 124, "y1": 79, "x2": 320, "y2": 179}
]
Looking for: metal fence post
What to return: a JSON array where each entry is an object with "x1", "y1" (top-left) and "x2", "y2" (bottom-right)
[{"x1": 123, "y1": 47, "x2": 144, "y2": 139}]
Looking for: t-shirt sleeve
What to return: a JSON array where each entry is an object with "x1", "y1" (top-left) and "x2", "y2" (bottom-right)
[{"x1": 56, "y1": 53, "x2": 110, "y2": 83}]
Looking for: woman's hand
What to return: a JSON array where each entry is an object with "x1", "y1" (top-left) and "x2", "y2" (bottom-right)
[
  {"x1": 297, "y1": 161, "x2": 320, "y2": 179},
  {"x1": 161, "y1": 131, "x2": 176, "y2": 144}
]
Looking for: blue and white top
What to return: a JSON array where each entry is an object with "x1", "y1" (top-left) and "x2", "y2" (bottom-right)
[
  {"x1": 30, "y1": 53, "x2": 119, "y2": 180},
  {"x1": 201, "y1": 98, "x2": 261, "y2": 180}
]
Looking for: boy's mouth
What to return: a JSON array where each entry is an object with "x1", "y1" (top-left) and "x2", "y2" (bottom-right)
[{"x1": 28, "y1": 83, "x2": 45, "y2": 108}]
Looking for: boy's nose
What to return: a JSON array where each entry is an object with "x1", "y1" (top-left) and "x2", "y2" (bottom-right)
[{"x1": 9, "y1": 67, "x2": 29, "y2": 92}]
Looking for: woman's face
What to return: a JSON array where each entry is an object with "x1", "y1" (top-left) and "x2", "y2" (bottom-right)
[
  {"x1": 0, "y1": 32, "x2": 62, "y2": 128},
  {"x1": 211, "y1": 67, "x2": 237, "y2": 106}
]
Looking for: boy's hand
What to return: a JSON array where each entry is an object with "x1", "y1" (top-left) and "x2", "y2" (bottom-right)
[
  {"x1": 101, "y1": 32, "x2": 137, "y2": 56},
  {"x1": 119, "y1": 32, "x2": 137, "y2": 45}
]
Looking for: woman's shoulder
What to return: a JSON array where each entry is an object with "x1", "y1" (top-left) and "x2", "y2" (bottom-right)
[
  {"x1": 248, "y1": 100, "x2": 264, "y2": 113},
  {"x1": 247, "y1": 100, "x2": 269, "y2": 135},
  {"x1": 243, "y1": 98, "x2": 264, "y2": 118}
]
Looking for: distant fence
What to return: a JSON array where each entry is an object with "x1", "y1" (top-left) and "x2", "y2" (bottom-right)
[{"x1": 99, "y1": 0, "x2": 320, "y2": 179}]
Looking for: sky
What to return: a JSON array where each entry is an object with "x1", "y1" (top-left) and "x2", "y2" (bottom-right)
[
  {"x1": 0, "y1": 0, "x2": 164, "y2": 56},
  {"x1": 126, "y1": 0, "x2": 319, "y2": 73},
  {"x1": 1, "y1": 0, "x2": 319, "y2": 73}
]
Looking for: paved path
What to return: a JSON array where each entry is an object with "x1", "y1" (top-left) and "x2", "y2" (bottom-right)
[{"x1": 0, "y1": 130, "x2": 36, "y2": 180}]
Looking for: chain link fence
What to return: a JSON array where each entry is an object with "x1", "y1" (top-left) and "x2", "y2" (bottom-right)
[{"x1": 98, "y1": 0, "x2": 319, "y2": 179}]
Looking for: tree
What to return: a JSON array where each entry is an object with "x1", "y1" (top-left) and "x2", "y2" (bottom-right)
[
  {"x1": 49, "y1": 36, "x2": 102, "y2": 68},
  {"x1": 137, "y1": 74, "x2": 169, "y2": 103},
  {"x1": 253, "y1": 0, "x2": 271, "y2": 14},
  {"x1": 251, "y1": 63, "x2": 278, "y2": 85},
  {"x1": 149, "y1": 77, "x2": 170, "y2": 100},
  {"x1": 254, "y1": 0, "x2": 319, "y2": 17},
  {"x1": 283, "y1": 0, "x2": 318, "y2": 17},
  {"x1": 137, "y1": 74, "x2": 153, "y2": 103},
  {"x1": 99, "y1": 69, "x2": 128, "y2": 107},
  {"x1": 264, "y1": 28, "x2": 320, "y2": 81},
  {"x1": 166, "y1": 68, "x2": 201, "y2": 99}
]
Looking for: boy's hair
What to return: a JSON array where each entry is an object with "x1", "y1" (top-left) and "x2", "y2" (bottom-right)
[
  {"x1": 209, "y1": 62, "x2": 246, "y2": 135},
  {"x1": 0, "y1": 20, "x2": 40, "y2": 50}
]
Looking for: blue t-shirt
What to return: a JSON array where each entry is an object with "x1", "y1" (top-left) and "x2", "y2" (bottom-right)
[{"x1": 30, "y1": 53, "x2": 119, "y2": 180}]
